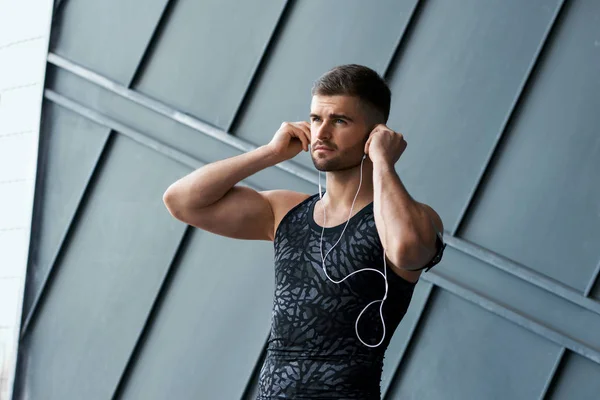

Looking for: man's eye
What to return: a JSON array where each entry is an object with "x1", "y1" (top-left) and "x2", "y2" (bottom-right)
[
  {"x1": 311, "y1": 117, "x2": 320, "y2": 122},
  {"x1": 335, "y1": 119, "x2": 345, "y2": 124}
]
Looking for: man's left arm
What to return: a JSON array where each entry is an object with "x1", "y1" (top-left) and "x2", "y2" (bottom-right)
[
  {"x1": 373, "y1": 162, "x2": 444, "y2": 271},
  {"x1": 366, "y1": 124, "x2": 445, "y2": 272}
]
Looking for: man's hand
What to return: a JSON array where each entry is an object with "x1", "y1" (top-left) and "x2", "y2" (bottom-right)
[
  {"x1": 364, "y1": 124, "x2": 407, "y2": 166},
  {"x1": 267, "y1": 121, "x2": 311, "y2": 163}
]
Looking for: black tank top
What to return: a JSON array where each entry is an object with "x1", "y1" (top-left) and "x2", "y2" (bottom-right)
[{"x1": 257, "y1": 193, "x2": 417, "y2": 399}]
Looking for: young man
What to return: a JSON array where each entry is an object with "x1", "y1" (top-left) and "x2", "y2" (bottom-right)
[{"x1": 163, "y1": 64, "x2": 445, "y2": 399}]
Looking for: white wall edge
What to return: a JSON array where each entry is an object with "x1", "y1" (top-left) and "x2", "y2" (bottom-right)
[{"x1": 0, "y1": 1, "x2": 55, "y2": 399}]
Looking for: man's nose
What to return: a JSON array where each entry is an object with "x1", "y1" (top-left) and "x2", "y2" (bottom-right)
[{"x1": 314, "y1": 123, "x2": 331, "y2": 141}]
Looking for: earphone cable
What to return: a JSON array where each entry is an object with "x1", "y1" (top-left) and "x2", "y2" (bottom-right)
[{"x1": 318, "y1": 155, "x2": 389, "y2": 348}]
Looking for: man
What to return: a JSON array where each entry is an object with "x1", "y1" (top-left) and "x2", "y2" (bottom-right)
[{"x1": 163, "y1": 64, "x2": 445, "y2": 399}]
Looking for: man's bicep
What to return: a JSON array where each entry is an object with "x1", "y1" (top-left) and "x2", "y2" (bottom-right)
[{"x1": 180, "y1": 185, "x2": 275, "y2": 241}]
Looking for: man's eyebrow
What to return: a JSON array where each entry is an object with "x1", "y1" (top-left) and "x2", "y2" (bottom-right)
[
  {"x1": 309, "y1": 113, "x2": 353, "y2": 122},
  {"x1": 330, "y1": 113, "x2": 353, "y2": 122}
]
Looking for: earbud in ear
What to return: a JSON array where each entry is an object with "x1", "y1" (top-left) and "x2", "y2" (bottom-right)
[{"x1": 362, "y1": 154, "x2": 367, "y2": 160}]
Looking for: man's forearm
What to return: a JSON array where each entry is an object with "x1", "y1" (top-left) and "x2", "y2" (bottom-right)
[
  {"x1": 164, "y1": 145, "x2": 280, "y2": 209},
  {"x1": 372, "y1": 162, "x2": 437, "y2": 269}
]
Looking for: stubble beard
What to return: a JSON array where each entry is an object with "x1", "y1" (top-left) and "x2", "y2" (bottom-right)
[{"x1": 312, "y1": 153, "x2": 360, "y2": 172}]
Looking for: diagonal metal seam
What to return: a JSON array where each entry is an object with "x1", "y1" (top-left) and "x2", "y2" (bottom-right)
[
  {"x1": 227, "y1": 0, "x2": 294, "y2": 133},
  {"x1": 445, "y1": 235, "x2": 600, "y2": 316},
  {"x1": 41, "y1": 88, "x2": 600, "y2": 325},
  {"x1": 20, "y1": 128, "x2": 114, "y2": 339},
  {"x1": 127, "y1": 0, "x2": 179, "y2": 89},
  {"x1": 381, "y1": 281, "x2": 434, "y2": 400},
  {"x1": 241, "y1": 330, "x2": 271, "y2": 400},
  {"x1": 584, "y1": 258, "x2": 600, "y2": 298},
  {"x1": 423, "y1": 271, "x2": 600, "y2": 364},
  {"x1": 109, "y1": 225, "x2": 192, "y2": 400},
  {"x1": 537, "y1": 347, "x2": 566, "y2": 400},
  {"x1": 383, "y1": 0, "x2": 425, "y2": 80},
  {"x1": 451, "y1": 0, "x2": 568, "y2": 236},
  {"x1": 46, "y1": 52, "x2": 319, "y2": 185}
]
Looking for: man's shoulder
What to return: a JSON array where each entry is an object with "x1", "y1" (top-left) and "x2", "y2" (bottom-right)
[
  {"x1": 261, "y1": 190, "x2": 314, "y2": 236},
  {"x1": 261, "y1": 190, "x2": 313, "y2": 216}
]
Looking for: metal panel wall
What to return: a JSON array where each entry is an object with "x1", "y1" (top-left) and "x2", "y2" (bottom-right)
[{"x1": 15, "y1": 0, "x2": 600, "y2": 399}]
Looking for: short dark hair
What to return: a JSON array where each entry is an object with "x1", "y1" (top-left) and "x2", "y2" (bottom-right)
[{"x1": 311, "y1": 64, "x2": 391, "y2": 123}]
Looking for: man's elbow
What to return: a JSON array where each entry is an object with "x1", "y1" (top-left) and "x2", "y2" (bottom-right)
[
  {"x1": 162, "y1": 185, "x2": 186, "y2": 221},
  {"x1": 389, "y1": 239, "x2": 432, "y2": 271}
]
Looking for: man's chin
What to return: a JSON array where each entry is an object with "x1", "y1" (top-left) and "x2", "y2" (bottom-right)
[
  {"x1": 313, "y1": 161, "x2": 342, "y2": 172},
  {"x1": 313, "y1": 158, "x2": 365, "y2": 172},
  {"x1": 312, "y1": 154, "x2": 357, "y2": 172},
  {"x1": 311, "y1": 157, "x2": 334, "y2": 171},
  {"x1": 313, "y1": 163, "x2": 328, "y2": 172}
]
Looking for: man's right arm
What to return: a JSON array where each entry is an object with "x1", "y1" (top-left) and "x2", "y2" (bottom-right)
[{"x1": 162, "y1": 122, "x2": 312, "y2": 241}]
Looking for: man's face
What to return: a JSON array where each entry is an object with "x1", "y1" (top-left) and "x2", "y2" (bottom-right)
[{"x1": 309, "y1": 95, "x2": 372, "y2": 171}]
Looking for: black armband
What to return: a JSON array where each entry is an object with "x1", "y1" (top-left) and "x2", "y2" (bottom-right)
[{"x1": 414, "y1": 232, "x2": 446, "y2": 272}]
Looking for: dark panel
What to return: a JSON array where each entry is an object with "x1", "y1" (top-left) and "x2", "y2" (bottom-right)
[
  {"x1": 242, "y1": 347, "x2": 268, "y2": 400},
  {"x1": 381, "y1": 280, "x2": 432, "y2": 393},
  {"x1": 386, "y1": 0, "x2": 562, "y2": 229},
  {"x1": 592, "y1": 271, "x2": 600, "y2": 300},
  {"x1": 460, "y1": 0, "x2": 600, "y2": 291},
  {"x1": 435, "y1": 247, "x2": 600, "y2": 353},
  {"x1": 119, "y1": 230, "x2": 274, "y2": 400},
  {"x1": 48, "y1": 64, "x2": 317, "y2": 194},
  {"x1": 134, "y1": 0, "x2": 286, "y2": 129},
  {"x1": 24, "y1": 101, "x2": 110, "y2": 316},
  {"x1": 19, "y1": 134, "x2": 188, "y2": 400},
  {"x1": 548, "y1": 351, "x2": 600, "y2": 400},
  {"x1": 50, "y1": 0, "x2": 168, "y2": 84},
  {"x1": 232, "y1": 0, "x2": 417, "y2": 159},
  {"x1": 386, "y1": 289, "x2": 560, "y2": 400}
]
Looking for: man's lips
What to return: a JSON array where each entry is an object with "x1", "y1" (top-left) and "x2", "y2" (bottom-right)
[{"x1": 313, "y1": 146, "x2": 334, "y2": 152}]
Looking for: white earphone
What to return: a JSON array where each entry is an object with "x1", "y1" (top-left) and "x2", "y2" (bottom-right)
[{"x1": 317, "y1": 154, "x2": 389, "y2": 348}]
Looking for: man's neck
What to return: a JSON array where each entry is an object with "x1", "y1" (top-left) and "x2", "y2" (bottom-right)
[{"x1": 321, "y1": 163, "x2": 374, "y2": 211}]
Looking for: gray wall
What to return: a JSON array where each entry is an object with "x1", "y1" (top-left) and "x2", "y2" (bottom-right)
[{"x1": 14, "y1": 0, "x2": 600, "y2": 399}]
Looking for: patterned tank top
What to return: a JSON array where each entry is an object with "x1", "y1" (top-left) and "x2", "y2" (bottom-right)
[{"x1": 256, "y1": 193, "x2": 418, "y2": 399}]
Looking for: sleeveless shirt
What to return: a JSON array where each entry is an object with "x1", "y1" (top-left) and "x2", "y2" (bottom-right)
[{"x1": 256, "y1": 193, "x2": 419, "y2": 399}]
